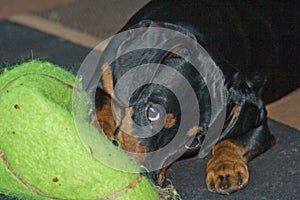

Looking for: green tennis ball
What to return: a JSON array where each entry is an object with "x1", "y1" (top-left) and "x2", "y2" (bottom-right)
[{"x1": 0, "y1": 60, "x2": 159, "y2": 200}]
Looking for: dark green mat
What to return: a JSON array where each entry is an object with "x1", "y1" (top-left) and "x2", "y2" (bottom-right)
[{"x1": 0, "y1": 21, "x2": 299, "y2": 200}]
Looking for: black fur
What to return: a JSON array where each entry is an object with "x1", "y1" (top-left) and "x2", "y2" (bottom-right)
[{"x1": 95, "y1": 0, "x2": 299, "y2": 193}]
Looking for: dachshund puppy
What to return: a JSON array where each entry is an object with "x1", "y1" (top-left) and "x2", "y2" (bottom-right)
[{"x1": 93, "y1": 0, "x2": 299, "y2": 195}]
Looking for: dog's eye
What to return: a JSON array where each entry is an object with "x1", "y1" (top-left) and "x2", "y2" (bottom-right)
[{"x1": 146, "y1": 105, "x2": 160, "y2": 122}]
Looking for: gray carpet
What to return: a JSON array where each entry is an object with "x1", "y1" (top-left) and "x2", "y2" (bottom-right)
[
  {"x1": 168, "y1": 119, "x2": 300, "y2": 200},
  {"x1": 0, "y1": 21, "x2": 299, "y2": 200}
]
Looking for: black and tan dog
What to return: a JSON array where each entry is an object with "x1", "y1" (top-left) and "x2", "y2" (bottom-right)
[{"x1": 93, "y1": 0, "x2": 299, "y2": 195}]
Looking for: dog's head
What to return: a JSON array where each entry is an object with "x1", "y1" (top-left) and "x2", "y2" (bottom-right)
[{"x1": 93, "y1": 20, "x2": 227, "y2": 169}]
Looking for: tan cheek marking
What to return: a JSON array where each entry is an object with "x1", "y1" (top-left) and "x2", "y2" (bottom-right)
[
  {"x1": 117, "y1": 132, "x2": 147, "y2": 163},
  {"x1": 102, "y1": 63, "x2": 114, "y2": 97},
  {"x1": 164, "y1": 113, "x2": 177, "y2": 129},
  {"x1": 187, "y1": 126, "x2": 204, "y2": 137},
  {"x1": 117, "y1": 107, "x2": 147, "y2": 163},
  {"x1": 92, "y1": 96, "x2": 116, "y2": 140}
]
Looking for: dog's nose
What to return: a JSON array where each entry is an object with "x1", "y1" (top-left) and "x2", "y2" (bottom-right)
[{"x1": 112, "y1": 139, "x2": 119, "y2": 147}]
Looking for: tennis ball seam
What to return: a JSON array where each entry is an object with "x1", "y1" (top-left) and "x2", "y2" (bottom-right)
[
  {"x1": 100, "y1": 175, "x2": 143, "y2": 200},
  {"x1": 1, "y1": 148, "x2": 145, "y2": 200},
  {"x1": 0, "y1": 73, "x2": 80, "y2": 114},
  {"x1": 0, "y1": 73, "x2": 77, "y2": 92},
  {"x1": 0, "y1": 149, "x2": 61, "y2": 200}
]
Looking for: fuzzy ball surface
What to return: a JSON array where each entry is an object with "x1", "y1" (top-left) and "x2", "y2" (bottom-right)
[{"x1": 0, "y1": 60, "x2": 159, "y2": 200}]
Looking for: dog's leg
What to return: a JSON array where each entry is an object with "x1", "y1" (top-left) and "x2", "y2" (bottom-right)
[{"x1": 206, "y1": 123, "x2": 275, "y2": 195}]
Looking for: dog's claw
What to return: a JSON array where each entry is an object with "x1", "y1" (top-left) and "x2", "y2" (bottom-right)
[
  {"x1": 237, "y1": 174, "x2": 243, "y2": 186},
  {"x1": 225, "y1": 175, "x2": 231, "y2": 189},
  {"x1": 219, "y1": 176, "x2": 225, "y2": 189},
  {"x1": 225, "y1": 182, "x2": 231, "y2": 189},
  {"x1": 218, "y1": 175, "x2": 232, "y2": 190}
]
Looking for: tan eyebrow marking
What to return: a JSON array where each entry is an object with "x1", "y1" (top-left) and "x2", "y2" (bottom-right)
[
  {"x1": 101, "y1": 63, "x2": 114, "y2": 97},
  {"x1": 164, "y1": 113, "x2": 177, "y2": 129}
]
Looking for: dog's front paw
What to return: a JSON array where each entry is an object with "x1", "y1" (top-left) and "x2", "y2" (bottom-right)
[{"x1": 205, "y1": 140, "x2": 249, "y2": 195}]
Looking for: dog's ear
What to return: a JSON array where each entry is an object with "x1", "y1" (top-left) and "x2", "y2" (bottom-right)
[
  {"x1": 221, "y1": 72, "x2": 268, "y2": 137},
  {"x1": 97, "y1": 19, "x2": 199, "y2": 92},
  {"x1": 245, "y1": 72, "x2": 267, "y2": 97},
  {"x1": 96, "y1": 20, "x2": 195, "y2": 105},
  {"x1": 223, "y1": 73, "x2": 249, "y2": 136}
]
